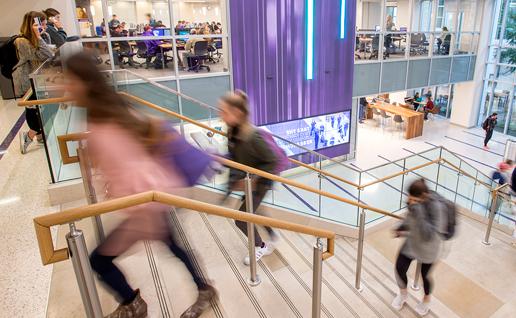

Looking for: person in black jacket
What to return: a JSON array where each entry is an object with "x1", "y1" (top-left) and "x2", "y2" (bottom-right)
[
  {"x1": 483, "y1": 112, "x2": 498, "y2": 149},
  {"x1": 42, "y1": 8, "x2": 67, "y2": 47}
]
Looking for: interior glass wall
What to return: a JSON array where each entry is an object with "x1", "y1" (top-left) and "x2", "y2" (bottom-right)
[
  {"x1": 355, "y1": 0, "x2": 481, "y2": 62},
  {"x1": 479, "y1": 0, "x2": 516, "y2": 135},
  {"x1": 73, "y1": 0, "x2": 230, "y2": 80}
]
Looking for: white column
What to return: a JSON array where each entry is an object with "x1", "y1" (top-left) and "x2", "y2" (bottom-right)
[{"x1": 449, "y1": 0, "x2": 494, "y2": 128}]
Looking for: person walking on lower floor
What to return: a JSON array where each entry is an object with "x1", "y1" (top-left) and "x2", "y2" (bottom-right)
[
  {"x1": 391, "y1": 179, "x2": 446, "y2": 316},
  {"x1": 482, "y1": 112, "x2": 498, "y2": 149},
  {"x1": 219, "y1": 90, "x2": 280, "y2": 265}
]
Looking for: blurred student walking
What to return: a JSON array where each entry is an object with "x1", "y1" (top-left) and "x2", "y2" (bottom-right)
[
  {"x1": 219, "y1": 90, "x2": 281, "y2": 265},
  {"x1": 64, "y1": 52, "x2": 215, "y2": 318},
  {"x1": 391, "y1": 179, "x2": 451, "y2": 316}
]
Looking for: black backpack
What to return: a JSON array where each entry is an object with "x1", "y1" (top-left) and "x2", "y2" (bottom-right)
[
  {"x1": 0, "y1": 35, "x2": 20, "y2": 79},
  {"x1": 482, "y1": 118, "x2": 489, "y2": 130}
]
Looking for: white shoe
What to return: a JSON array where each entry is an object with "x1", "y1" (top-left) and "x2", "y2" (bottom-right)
[
  {"x1": 415, "y1": 302, "x2": 430, "y2": 316},
  {"x1": 19, "y1": 132, "x2": 32, "y2": 154},
  {"x1": 243, "y1": 243, "x2": 274, "y2": 266},
  {"x1": 391, "y1": 294, "x2": 408, "y2": 311}
]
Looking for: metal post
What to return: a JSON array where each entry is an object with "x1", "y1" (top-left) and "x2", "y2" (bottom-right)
[
  {"x1": 77, "y1": 141, "x2": 105, "y2": 244},
  {"x1": 66, "y1": 223, "x2": 103, "y2": 318},
  {"x1": 355, "y1": 209, "x2": 366, "y2": 291},
  {"x1": 483, "y1": 190, "x2": 498, "y2": 245},
  {"x1": 411, "y1": 261, "x2": 422, "y2": 291},
  {"x1": 312, "y1": 238, "x2": 323, "y2": 318},
  {"x1": 245, "y1": 173, "x2": 261, "y2": 286}
]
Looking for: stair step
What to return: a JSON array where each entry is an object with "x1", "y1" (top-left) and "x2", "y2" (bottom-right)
[{"x1": 280, "y1": 230, "x2": 402, "y2": 318}]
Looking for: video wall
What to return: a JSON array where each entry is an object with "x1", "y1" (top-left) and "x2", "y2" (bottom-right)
[{"x1": 261, "y1": 111, "x2": 351, "y2": 156}]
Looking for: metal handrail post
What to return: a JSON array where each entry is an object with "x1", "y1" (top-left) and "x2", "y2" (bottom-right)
[
  {"x1": 411, "y1": 261, "x2": 422, "y2": 291},
  {"x1": 355, "y1": 209, "x2": 366, "y2": 291},
  {"x1": 312, "y1": 238, "x2": 323, "y2": 318},
  {"x1": 245, "y1": 173, "x2": 261, "y2": 286},
  {"x1": 66, "y1": 223, "x2": 103, "y2": 318},
  {"x1": 77, "y1": 141, "x2": 105, "y2": 244},
  {"x1": 483, "y1": 189, "x2": 499, "y2": 245}
]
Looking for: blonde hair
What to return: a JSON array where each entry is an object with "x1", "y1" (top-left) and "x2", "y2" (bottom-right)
[
  {"x1": 221, "y1": 90, "x2": 249, "y2": 118},
  {"x1": 20, "y1": 11, "x2": 47, "y2": 48}
]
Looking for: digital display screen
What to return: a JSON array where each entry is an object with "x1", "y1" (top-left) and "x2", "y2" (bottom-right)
[{"x1": 260, "y1": 111, "x2": 351, "y2": 156}]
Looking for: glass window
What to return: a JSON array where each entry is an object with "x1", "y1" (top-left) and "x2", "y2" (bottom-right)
[
  {"x1": 435, "y1": 85, "x2": 450, "y2": 116},
  {"x1": 412, "y1": 0, "x2": 433, "y2": 32},
  {"x1": 455, "y1": 32, "x2": 474, "y2": 54},
  {"x1": 434, "y1": 0, "x2": 458, "y2": 32},
  {"x1": 177, "y1": 36, "x2": 229, "y2": 76},
  {"x1": 490, "y1": 81, "x2": 512, "y2": 132},
  {"x1": 459, "y1": 0, "x2": 480, "y2": 32},
  {"x1": 409, "y1": 32, "x2": 431, "y2": 57},
  {"x1": 384, "y1": 33, "x2": 407, "y2": 59},
  {"x1": 172, "y1": 0, "x2": 227, "y2": 35},
  {"x1": 82, "y1": 41, "x2": 111, "y2": 70},
  {"x1": 356, "y1": 0, "x2": 383, "y2": 31},
  {"x1": 107, "y1": 0, "x2": 171, "y2": 37},
  {"x1": 433, "y1": 32, "x2": 452, "y2": 55},
  {"x1": 355, "y1": 32, "x2": 381, "y2": 61},
  {"x1": 75, "y1": 0, "x2": 105, "y2": 38},
  {"x1": 503, "y1": 0, "x2": 516, "y2": 43},
  {"x1": 507, "y1": 90, "x2": 516, "y2": 136}
]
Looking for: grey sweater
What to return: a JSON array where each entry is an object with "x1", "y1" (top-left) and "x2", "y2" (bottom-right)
[
  {"x1": 13, "y1": 37, "x2": 53, "y2": 97},
  {"x1": 397, "y1": 192, "x2": 445, "y2": 264}
]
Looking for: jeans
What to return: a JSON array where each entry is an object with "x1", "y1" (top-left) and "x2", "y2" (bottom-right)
[
  {"x1": 90, "y1": 230, "x2": 206, "y2": 303},
  {"x1": 484, "y1": 129, "x2": 494, "y2": 146}
]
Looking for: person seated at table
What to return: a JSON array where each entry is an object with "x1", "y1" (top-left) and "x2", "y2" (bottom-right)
[
  {"x1": 179, "y1": 29, "x2": 202, "y2": 70},
  {"x1": 112, "y1": 25, "x2": 137, "y2": 67},
  {"x1": 423, "y1": 96, "x2": 435, "y2": 120},
  {"x1": 142, "y1": 25, "x2": 169, "y2": 69},
  {"x1": 120, "y1": 22, "x2": 128, "y2": 36},
  {"x1": 413, "y1": 92, "x2": 423, "y2": 110},
  {"x1": 155, "y1": 20, "x2": 166, "y2": 28}
]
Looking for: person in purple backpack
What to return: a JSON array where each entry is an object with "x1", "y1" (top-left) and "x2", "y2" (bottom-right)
[{"x1": 219, "y1": 90, "x2": 280, "y2": 265}]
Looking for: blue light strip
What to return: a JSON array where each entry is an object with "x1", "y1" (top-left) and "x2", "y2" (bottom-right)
[
  {"x1": 340, "y1": 0, "x2": 346, "y2": 39},
  {"x1": 306, "y1": 0, "x2": 314, "y2": 80}
]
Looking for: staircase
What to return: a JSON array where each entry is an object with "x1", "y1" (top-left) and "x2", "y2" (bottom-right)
[{"x1": 46, "y1": 198, "x2": 458, "y2": 318}]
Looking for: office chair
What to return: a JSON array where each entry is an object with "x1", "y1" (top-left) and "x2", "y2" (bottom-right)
[
  {"x1": 135, "y1": 41, "x2": 155, "y2": 69},
  {"x1": 372, "y1": 107, "x2": 382, "y2": 126},
  {"x1": 113, "y1": 41, "x2": 139, "y2": 68},
  {"x1": 188, "y1": 41, "x2": 211, "y2": 72},
  {"x1": 208, "y1": 40, "x2": 223, "y2": 63}
]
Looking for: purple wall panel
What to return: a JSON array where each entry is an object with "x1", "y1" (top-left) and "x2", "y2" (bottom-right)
[{"x1": 230, "y1": 0, "x2": 356, "y2": 157}]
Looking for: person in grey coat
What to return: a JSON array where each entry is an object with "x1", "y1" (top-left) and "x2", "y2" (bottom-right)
[{"x1": 391, "y1": 179, "x2": 445, "y2": 316}]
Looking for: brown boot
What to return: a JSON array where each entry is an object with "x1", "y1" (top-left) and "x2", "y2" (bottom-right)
[
  {"x1": 180, "y1": 285, "x2": 217, "y2": 318},
  {"x1": 106, "y1": 289, "x2": 147, "y2": 318}
]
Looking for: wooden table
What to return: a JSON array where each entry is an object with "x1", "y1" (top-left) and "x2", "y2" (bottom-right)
[{"x1": 368, "y1": 101, "x2": 424, "y2": 139}]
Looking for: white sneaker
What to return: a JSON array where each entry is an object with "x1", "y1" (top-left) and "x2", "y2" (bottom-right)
[
  {"x1": 243, "y1": 243, "x2": 274, "y2": 266},
  {"x1": 391, "y1": 294, "x2": 408, "y2": 310},
  {"x1": 19, "y1": 132, "x2": 32, "y2": 154},
  {"x1": 415, "y1": 302, "x2": 430, "y2": 316}
]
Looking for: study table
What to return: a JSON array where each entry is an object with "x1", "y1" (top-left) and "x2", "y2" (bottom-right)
[{"x1": 367, "y1": 101, "x2": 424, "y2": 139}]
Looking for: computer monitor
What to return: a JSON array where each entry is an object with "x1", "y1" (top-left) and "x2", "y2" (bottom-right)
[
  {"x1": 164, "y1": 28, "x2": 171, "y2": 36},
  {"x1": 152, "y1": 28, "x2": 165, "y2": 36},
  {"x1": 374, "y1": 25, "x2": 381, "y2": 32},
  {"x1": 178, "y1": 30, "x2": 189, "y2": 36}
]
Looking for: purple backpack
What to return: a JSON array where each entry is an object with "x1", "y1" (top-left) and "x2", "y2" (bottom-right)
[
  {"x1": 157, "y1": 124, "x2": 214, "y2": 186},
  {"x1": 258, "y1": 129, "x2": 289, "y2": 174}
]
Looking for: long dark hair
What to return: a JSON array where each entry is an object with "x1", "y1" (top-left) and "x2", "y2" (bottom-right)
[{"x1": 65, "y1": 52, "x2": 151, "y2": 141}]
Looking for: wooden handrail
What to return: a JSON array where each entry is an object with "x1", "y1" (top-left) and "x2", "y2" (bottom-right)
[
  {"x1": 58, "y1": 132, "x2": 90, "y2": 164},
  {"x1": 17, "y1": 95, "x2": 72, "y2": 107},
  {"x1": 358, "y1": 159, "x2": 442, "y2": 189},
  {"x1": 34, "y1": 191, "x2": 335, "y2": 265},
  {"x1": 18, "y1": 87, "x2": 33, "y2": 104}
]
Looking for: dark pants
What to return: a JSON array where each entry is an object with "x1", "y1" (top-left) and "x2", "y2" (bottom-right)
[
  {"x1": 25, "y1": 107, "x2": 42, "y2": 134},
  {"x1": 235, "y1": 182, "x2": 274, "y2": 247},
  {"x1": 484, "y1": 129, "x2": 494, "y2": 146},
  {"x1": 395, "y1": 253, "x2": 433, "y2": 295},
  {"x1": 90, "y1": 233, "x2": 206, "y2": 303}
]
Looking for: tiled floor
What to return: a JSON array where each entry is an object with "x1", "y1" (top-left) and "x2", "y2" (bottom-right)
[{"x1": 1, "y1": 89, "x2": 516, "y2": 318}]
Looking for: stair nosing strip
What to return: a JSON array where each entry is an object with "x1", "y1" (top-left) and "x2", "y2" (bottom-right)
[
  {"x1": 168, "y1": 209, "x2": 225, "y2": 318},
  {"x1": 144, "y1": 240, "x2": 172, "y2": 318}
]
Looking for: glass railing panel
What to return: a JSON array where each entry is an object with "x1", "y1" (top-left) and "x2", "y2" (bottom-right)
[
  {"x1": 472, "y1": 173, "x2": 493, "y2": 217},
  {"x1": 320, "y1": 184, "x2": 358, "y2": 226},
  {"x1": 360, "y1": 162, "x2": 404, "y2": 222},
  {"x1": 436, "y1": 161, "x2": 459, "y2": 201},
  {"x1": 455, "y1": 162, "x2": 477, "y2": 211},
  {"x1": 494, "y1": 195, "x2": 515, "y2": 228},
  {"x1": 268, "y1": 172, "x2": 322, "y2": 217},
  {"x1": 403, "y1": 147, "x2": 440, "y2": 184}
]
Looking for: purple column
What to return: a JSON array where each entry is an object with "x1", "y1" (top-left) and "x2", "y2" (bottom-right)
[{"x1": 230, "y1": 0, "x2": 356, "y2": 157}]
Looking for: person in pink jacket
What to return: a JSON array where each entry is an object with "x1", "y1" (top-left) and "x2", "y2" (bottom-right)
[{"x1": 64, "y1": 52, "x2": 216, "y2": 318}]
